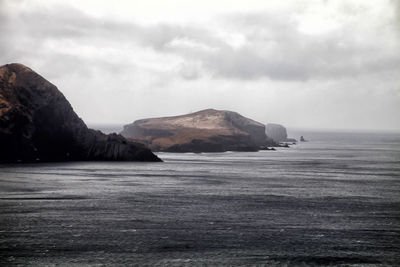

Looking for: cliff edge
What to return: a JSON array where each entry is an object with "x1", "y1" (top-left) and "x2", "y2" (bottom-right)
[
  {"x1": 0, "y1": 63, "x2": 161, "y2": 162},
  {"x1": 266, "y1": 123, "x2": 296, "y2": 143}
]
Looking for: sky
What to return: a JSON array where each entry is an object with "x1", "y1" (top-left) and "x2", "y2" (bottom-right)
[{"x1": 1, "y1": 0, "x2": 399, "y2": 131}]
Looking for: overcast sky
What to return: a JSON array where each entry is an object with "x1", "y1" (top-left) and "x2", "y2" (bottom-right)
[{"x1": 1, "y1": 0, "x2": 399, "y2": 131}]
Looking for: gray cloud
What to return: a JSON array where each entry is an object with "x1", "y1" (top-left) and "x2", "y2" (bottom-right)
[
  {"x1": 196, "y1": 11, "x2": 400, "y2": 80},
  {"x1": 1, "y1": 3, "x2": 399, "y2": 82},
  {"x1": 392, "y1": 0, "x2": 400, "y2": 36}
]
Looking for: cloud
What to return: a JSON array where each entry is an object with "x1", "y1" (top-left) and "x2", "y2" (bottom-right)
[
  {"x1": 2, "y1": 2, "x2": 399, "y2": 82},
  {"x1": 391, "y1": 0, "x2": 400, "y2": 35},
  {"x1": 197, "y1": 8, "x2": 400, "y2": 81}
]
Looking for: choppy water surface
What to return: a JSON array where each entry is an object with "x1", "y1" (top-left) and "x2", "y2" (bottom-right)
[{"x1": 0, "y1": 132, "x2": 399, "y2": 266}]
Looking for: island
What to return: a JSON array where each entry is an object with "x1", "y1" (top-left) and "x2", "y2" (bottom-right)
[
  {"x1": 0, "y1": 63, "x2": 161, "y2": 163},
  {"x1": 121, "y1": 109, "x2": 277, "y2": 152}
]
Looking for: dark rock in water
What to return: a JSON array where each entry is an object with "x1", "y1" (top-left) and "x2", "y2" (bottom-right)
[
  {"x1": 121, "y1": 109, "x2": 277, "y2": 152},
  {"x1": 300, "y1": 136, "x2": 307, "y2": 142},
  {"x1": 0, "y1": 63, "x2": 161, "y2": 163},
  {"x1": 266, "y1": 123, "x2": 296, "y2": 143},
  {"x1": 259, "y1": 146, "x2": 276, "y2": 151},
  {"x1": 280, "y1": 143, "x2": 290, "y2": 148}
]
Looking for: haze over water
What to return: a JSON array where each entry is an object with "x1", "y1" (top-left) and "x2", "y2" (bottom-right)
[{"x1": 0, "y1": 130, "x2": 399, "y2": 265}]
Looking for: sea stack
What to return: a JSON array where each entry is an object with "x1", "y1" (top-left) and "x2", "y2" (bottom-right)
[
  {"x1": 121, "y1": 109, "x2": 277, "y2": 152},
  {"x1": 265, "y1": 123, "x2": 296, "y2": 143},
  {"x1": 0, "y1": 63, "x2": 161, "y2": 163}
]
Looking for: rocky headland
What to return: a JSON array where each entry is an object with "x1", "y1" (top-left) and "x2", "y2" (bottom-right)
[
  {"x1": 265, "y1": 123, "x2": 297, "y2": 143},
  {"x1": 121, "y1": 109, "x2": 277, "y2": 152},
  {"x1": 0, "y1": 63, "x2": 161, "y2": 163}
]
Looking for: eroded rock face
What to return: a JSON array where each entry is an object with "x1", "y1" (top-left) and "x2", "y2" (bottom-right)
[
  {"x1": 121, "y1": 109, "x2": 276, "y2": 152},
  {"x1": 0, "y1": 63, "x2": 161, "y2": 163},
  {"x1": 265, "y1": 123, "x2": 296, "y2": 143},
  {"x1": 266, "y1": 124, "x2": 288, "y2": 143}
]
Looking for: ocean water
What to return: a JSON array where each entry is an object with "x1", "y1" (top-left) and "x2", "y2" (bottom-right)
[{"x1": 0, "y1": 131, "x2": 399, "y2": 266}]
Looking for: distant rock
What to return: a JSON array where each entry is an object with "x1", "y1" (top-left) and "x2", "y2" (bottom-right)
[
  {"x1": 259, "y1": 146, "x2": 276, "y2": 151},
  {"x1": 266, "y1": 123, "x2": 296, "y2": 143},
  {"x1": 121, "y1": 109, "x2": 277, "y2": 152},
  {"x1": 0, "y1": 63, "x2": 161, "y2": 163},
  {"x1": 300, "y1": 136, "x2": 307, "y2": 142}
]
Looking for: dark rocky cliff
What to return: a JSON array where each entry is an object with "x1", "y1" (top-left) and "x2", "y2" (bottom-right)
[
  {"x1": 121, "y1": 109, "x2": 276, "y2": 152},
  {"x1": 0, "y1": 63, "x2": 161, "y2": 163}
]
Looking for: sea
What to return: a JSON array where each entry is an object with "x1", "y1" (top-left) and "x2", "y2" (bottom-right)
[{"x1": 0, "y1": 129, "x2": 399, "y2": 266}]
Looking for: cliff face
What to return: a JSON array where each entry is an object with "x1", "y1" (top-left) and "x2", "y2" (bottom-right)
[
  {"x1": 265, "y1": 123, "x2": 296, "y2": 143},
  {"x1": 265, "y1": 124, "x2": 288, "y2": 142},
  {"x1": 0, "y1": 63, "x2": 161, "y2": 162},
  {"x1": 121, "y1": 109, "x2": 276, "y2": 152}
]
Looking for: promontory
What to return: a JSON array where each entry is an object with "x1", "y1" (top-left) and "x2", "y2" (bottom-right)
[{"x1": 0, "y1": 63, "x2": 161, "y2": 163}]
